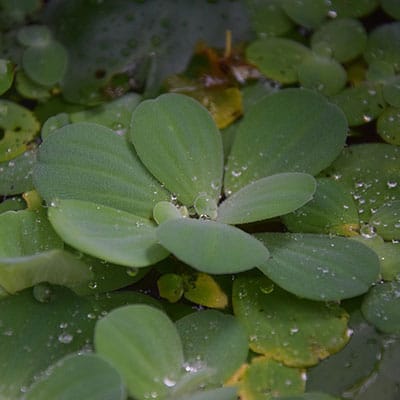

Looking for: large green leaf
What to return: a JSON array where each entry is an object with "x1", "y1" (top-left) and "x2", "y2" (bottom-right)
[
  {"x1": 322, "y1": 143, "x2": 400, "y2": 223},
  {"x1": 24, "y1": 353, "x2": 126, "y2": 400},
  {"x1": 246, "y1": 38, "x2": 311, "y2": 84},
  {"x1": 256, "y1": 233, "x2": 379, "y2": 301},
  {"x1": 224, "y1": 89, "x2": 347, "y2": 194},
  {"x1": 176, "y1": 310, "x2": 248, "y2": 387},
  {"x1": 0, "y1": 286, "x2": 96, "y2": 398},
  {"x1": 235, "y1": 357, "x2": 306, "y2": 400},
  {"x1": 130, "y1": 93, "x2": 223, "y2": 207},
  {"x1": 361, "y1": 280, "x2": 400, "y2": 334},
  {"x1": 282, "y1": 178, "x2": 360, "y2": 236},
  {"x1": 48, "y1": 199, "x2": 169, "y2": 267},
  {"x1": 95, "y1": 304, "x2": 184, "y2": 400},
  {"x1": 232, "y1": 274, "x2": 350, "y2": 367},
  {"x1": 157, "y1": 218, "x2": 270, "y2": 274},
  {"x1": 217, "y1": 173, "x2": 316, "y2": 225},
  {"x1": 33, "y1": 122, "x2": 170, "y2": 218}
]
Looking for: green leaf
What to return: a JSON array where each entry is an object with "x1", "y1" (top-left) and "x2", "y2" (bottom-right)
[
  {"x1": 330, "y1": 82, "x2": 386, "y2": 126},
  {"x1": 232, "y1": 274, "x2": 350, "y2": 367},
  {"x1": 15, "y1": 70, "x2": 51, "y2": 101},
  {"x1": 327, "y1": 0, "x2": 378, "y2": 18},
  {"x1": 224, "y1": 89, "x2": 347, "y2": 193},
  {"x1": 297, "y1": 55, "x2": 347, "y2": 96},
  {"x1": 246, "y1": 0, "x2": 294, "y2": 38},
  {"x1": 364, "y1": 22, "x2": 400, "y2": 72},
  {"x1": 322, "y1": 143, "x2": 400, "y2": 223},
  {"x1": 382, "y1": 0, "x2": 400, "y2": 19},
  {"x1": 361, "y1": 280, "x2": 400, "y2": 334},
  {"x1": 281, "y1": 0, "x2": 328, "y2": 29},
  {"x1": 176, "y1": 310, "x2": 248, "y2": 386},
  {"x1": 33, "y1": 122, "x2": 170, "y2": 218},
  {"x1": 382, "y1": 76, "x2": 400, "y2": 107},
  {"x1": 217, "y1": 173, "x2": 316, "y2": 225},
  {"x1": 41, "y1": 113, "x2": 70, "y2": 140},
  {"x1": 157, "y1": 218, "x2": 270, "y2": 274},
  {"x1": 130, "y1": 93, "x2": 223, "y2": 207},
  {"x1": 95, "y1": 304, "x2": 184, "y2": 400},
  {"x1": 256, "y1": 232, "x2": 379, "y2": 301},
  {"x1": 282, "y1": 178, "x2": 360, "y2": 236},
  {"x1": 235, "y1": 357, "x2": 306, "y2": 400},
  {"x1": 311, "y1": 18, "x2": 367, "y2": 63},
  {"x1": 70, "y1": 93, "x2": 141, "y2": 135},
  {"x1": 278, "y1": 394, "x2": 340, "y2": 400},
  {"x1": 369, "y1": 200, "x2": 400, "y2": 240},
  {"x1": 153, "y1": 201, "x2": 183, "y2": 224},
  {"x1": 0, "y1": 100, "x2": 40, "y2": 162},
  {"x1": 0, "y1": 59, "x2": 14, "y2": 95},
  {"x1": 344, "y1": 337, "x2": 400, "y2": 399},
  {"x1": 24, "y1": 353, "x2": 126, "y2": 400},
  {"x1": 22, "y1": 40, "x2": 68, "y2": 86},
  {"x1": 0, "y1": 148, "x2": 36, "y2": 195},
  {"x1": 17, "y1": 25, "x2": 52, "y2": 47},
  {"x1": 246, "y1": 38, "x2": 311, "y2": 84},
  {"x1": 174, "y1": 387, "x2": 238, "y2": 400},
  {"x1": 0, "y1": 208, "x2": 95, "y2": 294},
  {"x1": 48, "y1": 199, "x2": 169, "y2": 267},
  {"x1": 377, "y1": 106, "x2": 400, "y2": 145},
  {"x1": 306, "y1": 310, "x2": 381, "y2": 397},
  {"x1": 0, "y1": 286, "x2": 97, "y2": 398}
]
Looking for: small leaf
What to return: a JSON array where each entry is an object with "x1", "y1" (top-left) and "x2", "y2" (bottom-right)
[
  {"x1": 330, "y1": 83, "x2": 386, "y2": 126},
  {"x1": 256, "y1": 232, "x2": 380, "y2": 301},
  {"x1": 48, "y1": 199, "x2": 169, "y2": 267},
  {"x1": 281, "y1": 0, "x2": 328, "y2": 29},
  {"x1": 176, "y1": 310, "x2": 248, "y2": 386},
  {"x1": 0, "y1": 286, "x2": 97, "y2": 398},
  {"x1": 382, "y1": 76, "x2": 400, "y2": 107},
  {"x1": 369, "y1": 200, "x2": 400, "y2": 240},
  {"x1": 233, "y1": 274, "x2": 350, "y2": 367},
  {"x1": 130, "y1": 93, "x2": 223, "y2": 206},
  {"x1": 282, "y1": 178, "x2": 360, "y2": 236},
  {"x1": 234, "y1": 357, "x2": 306, "y2": 400},
  {"x1": 225, "y1": 89, "x2": 347, "y2": 193},
  {"x1": 297, "y1": 55, "x2": 347, "y2": 96},
  {"x1": 183, "y1": 273, "x2": 228, "y2": 309},
  {"x1": 361, "y1": 280, "x2": 400, "y2": 334},
  {"x1": 95, "y1": 304, "x2": 184, "y2": 400},
  {"x1": 158, "y1": 273, "x2": 184, "y2": 303},
  {"x1": 24, "y1": 353, "x2": 126, "y2": 400},
  {"x1": 217, "y1": 173, "x2": 316, "y2": 225},
  {"x1": 327, "y1": 0, "x2": 378, "y2": 18},
  {"x1": 157, "y1": 218, "x2": 270, "y2": 274},
  {"x1": 246, "y1": 38, "x2": 311, "y2": 84},
  {"x1": 153, "y1": 201, "x2": 184, "y2": 224},
  {"x1": 15, "y1": 70, "x2": 51, "y2": 101},
  {"x1": 377, "y1": 106, "x2": 400, "y2": 145},
  {"x1": 0, "y1": 100, "x2": 40, "y2": 162},
  {"x1": 311, "y1": 18, "x2": 367, "y2": 63},
  {"x1": 41, "y1": 113, "x2": 70, "y2": 140},
  {"x1": 364, "y1": 22, "x2": 400, "y2": 72},
  {"x1": 22, "y1": 40, "x2": 68, "y2": 86},
  {"x1": 34, "y1": 122, "x2": 170, "y2": 218},
  {"x1": 0, "y1": 59, "x2": 14, "y2": 95}
]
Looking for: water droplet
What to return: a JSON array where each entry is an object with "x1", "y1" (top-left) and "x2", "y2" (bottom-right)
[
  {"x1": 163, "y1": 377, "x2": 176, "y2": 387},
  {"x1": 231, "y1": 170, "x2": 241, "y2": 177},
  {"x1": 290, "y1": 326, "x2": 299, "y2": 335},
  {"x1": 58, "y1": 333, "x2": 73, "y2": 344},
  {"x1": 126, "y1": 267, "x2": 139, "y2": 277},
  {"x1": 362, "y1": 114, "x2": 373, "y2": 123},
  {"x1": 33, "y1": 283, "x2": 53, "y2": 303},
  {"x1": 88, "y1": 281, "x2": 98, "y2": 290},
  {"x1": 360, "y1": 224, "x2": 376, "y2": 238},
  {"x1": 387, "y1": 181, "x2": 398, "y2": 189}
]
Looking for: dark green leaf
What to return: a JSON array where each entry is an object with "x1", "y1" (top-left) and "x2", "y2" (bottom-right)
[
  {"x1": 256, "y1": 232, "x2": 379, "y2": 301},
  {"x1": 130, "y1": 93, "x2": 223, "y2": 207},
  {"x1": 281, "y1": 0, "x2": 328, "y2": 29},
  {"x1": 176, "y1": 310, "x2": 248, "y2": 386},
  {"x1": 95, "y1": 304, "x2": 184, "y2": 399},
  {"x1": 361, "y1": 280, "x2": 400, "y2": 334},
  {"x1": 0, "y1": 59, "x2": 14, "y2": 95},
  {"x1": 233, "y1": 274, "x2": 350, "y2": 367},
  {"x1": 17, "y1": 25, "x2": 52, "y2": 47},
  {"x1": 24, "y1": 353, "x2": 126, "y2": 400},
  {"x1": 225, "y1": 89, "x2": 347, "y2": 193},
  {"x1": 377, "y1": 106, "x2": 400, "y2": 145},
  {"x1": 217, "y1": 173, "x2": 316, "y2": 225},
  {"x1": 327, "y1": 0, "x2": 378, "y2": 18},
  {"x1": 157, "y1": 218, "x2": 270, "y2": 274}
]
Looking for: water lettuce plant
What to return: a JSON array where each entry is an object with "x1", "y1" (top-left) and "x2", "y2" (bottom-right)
[{"x1": 0, "y1": 1, "x2": 400, "y2": 399}]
